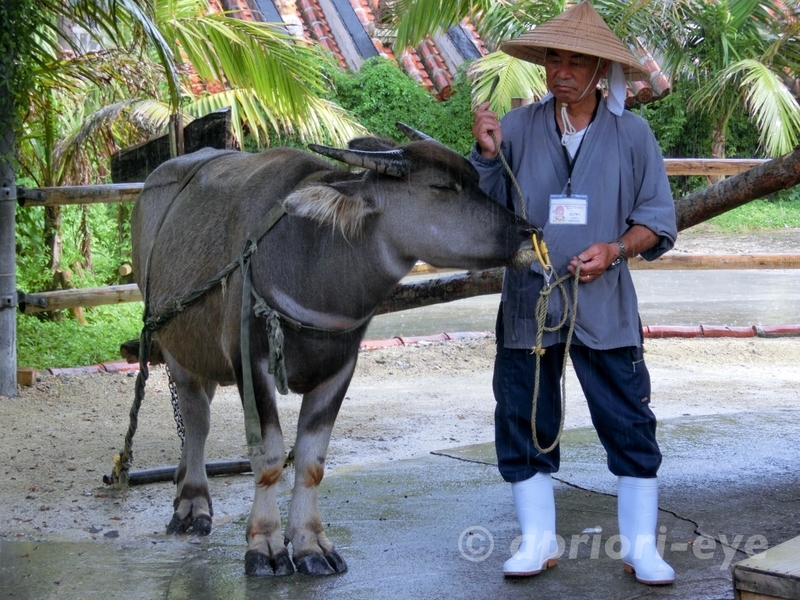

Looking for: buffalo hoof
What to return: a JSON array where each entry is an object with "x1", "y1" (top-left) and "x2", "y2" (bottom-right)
[
  {"x1": 190, "y1": 515, "x2": 212, "y2": 536},
  {"x1": 295, "y1": 551, "x2": 348, "y2": 576},
  {"x1": 166, "y1": 514, "x2": 191, "y2": 535},
  {"x1": 166, "y1": 514, "x2": 212, "y2": 536},
  {"x1": 245, "y1": 550, "x2": 295, "y2": 577}
]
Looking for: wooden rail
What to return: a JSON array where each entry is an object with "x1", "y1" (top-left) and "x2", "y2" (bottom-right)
[
  {"x1": 18, "y1": 183, "x2": 143, "y2": 207},
  {"x1": 20, "y1": 253, "x2": 800, "y2": 314},
  {"x1": 17, "y1": 159, "x2": 769, "y2": 207},
  {"x1": 663, "y1": 158, "x2": 767, "y2": 176}
]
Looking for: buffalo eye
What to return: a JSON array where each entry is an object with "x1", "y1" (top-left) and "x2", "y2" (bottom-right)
[{"x1": 430, "y1": 182, "x2": 462, "y2": 193}]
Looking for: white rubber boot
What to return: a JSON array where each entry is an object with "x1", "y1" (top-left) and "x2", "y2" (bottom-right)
[
  {"x1": 617, "y1": 476, "x2": 675, "y2": 585},
  {"x1": 503, "y1": 472, "x2": 559, "y2": 577}
]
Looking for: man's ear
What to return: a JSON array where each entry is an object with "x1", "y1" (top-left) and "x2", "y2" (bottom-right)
[{"x1": 599, "y1": 58, "x2": 611, "y2": 79}]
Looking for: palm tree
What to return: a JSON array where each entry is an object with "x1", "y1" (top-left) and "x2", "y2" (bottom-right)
[
  {"x1": 35, "y1": 0, "x2": 365, "y2": 155},
  {"x1": 19, "y1": 0, "x2": 367, "y2": 284},
  {"x1": 654, "y1": 0, "x2": 800, "y2": 158}
]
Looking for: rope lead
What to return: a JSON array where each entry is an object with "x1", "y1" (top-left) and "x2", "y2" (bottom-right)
[{"x1": 491, "y1": 129, "x2": 581, "y2": 455}]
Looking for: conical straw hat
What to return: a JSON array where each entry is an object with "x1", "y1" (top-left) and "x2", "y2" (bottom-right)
[{"x1": 500, "y1": 1, "x2": 650, "y2": 81}]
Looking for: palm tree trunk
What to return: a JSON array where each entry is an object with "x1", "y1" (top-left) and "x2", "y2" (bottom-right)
[
  {"x1": 45, "y1": 205, "x2": 62, "y2": 276},
  {"x1": 79, "y1": 204, "x2": 93, "y2": 273},
  {"x1": 709, "y1": 114, "x2": 728, "y2": 184},
  {"x1": 43, "y1": 89, "x2": 63, "y2": 280}
]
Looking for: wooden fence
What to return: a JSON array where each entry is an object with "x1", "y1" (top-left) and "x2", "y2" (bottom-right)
[
  {"x1": 15, "y1": 158, "x2": 770, "y2": 208},
  {"x1": 16, "y1": 157, "x2": 795, "y2": 315}
]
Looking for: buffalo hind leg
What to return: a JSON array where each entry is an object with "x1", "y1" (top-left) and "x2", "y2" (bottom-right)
[
  {"x1": 285, "y1": 355, "x2": 357, "y2": 576},
  {"x1": 243, "y1": 364, "x2": 294, "y2": 577},
  {"x1": 165, "y1": 356, "x2": 216, "y2": 536}
]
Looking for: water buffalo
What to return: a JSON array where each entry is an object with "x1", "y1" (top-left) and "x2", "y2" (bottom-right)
[{"x1": 130, "y1": 133, "x2": 536, "y2": 577}]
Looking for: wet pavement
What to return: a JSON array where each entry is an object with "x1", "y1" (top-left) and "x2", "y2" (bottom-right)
[
  {"x1": 3, "y1": 409, "x2": 799, "y2": 600},
  {"x1": 365, "y1": 269, "x2": 800, "y2": 339}
]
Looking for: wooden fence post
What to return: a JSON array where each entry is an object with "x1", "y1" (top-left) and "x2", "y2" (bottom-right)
[{"x1": 0, "y1": 0, "x2": 17, "y2": 397}]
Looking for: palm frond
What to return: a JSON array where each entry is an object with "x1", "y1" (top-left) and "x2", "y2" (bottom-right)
[
  {"x1": 158, "y1": 2, "x2": 333, "y2": 122},
  {"x1": 468, "y1": 52, "x2": 547, "y2": 118},
  {"x1": 32, "y1": 49, "x2": 162, "y2": 100},
  {"x1": 391, "y1": 0, "x2": 491, "y2": 50},
  {"x1": 52, "y1": 98, "x2": 174, "y2": 185},
  {"x1": 186, "y1": 89, "x2": 367, "y2": 148},
  {"x1": 474, "y1": 0, "x2": 565, "y2": 50},
  {"x1": 734, "y1": 59, "x2": 800, "y2": 156}
]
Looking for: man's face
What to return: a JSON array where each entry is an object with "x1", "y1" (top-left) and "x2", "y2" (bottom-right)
[{"x1": 544, "y1": 49, "x2": 609, "y2": 104}]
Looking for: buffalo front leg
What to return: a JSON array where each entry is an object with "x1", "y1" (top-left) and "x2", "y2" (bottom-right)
[
  {"x1": 165, "y1": 357, "x2": 217, "y2": 536},
  {"x1": 243, "y1": 365, "x2": 294, "y2": 577},
  {"x1": 285, "y1": 356, "x2": 357, "y2": 576}
]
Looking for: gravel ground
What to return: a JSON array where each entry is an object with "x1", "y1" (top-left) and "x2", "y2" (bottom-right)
[{"x1": 2, "y1": 229, "x2": 799, "y2": 542}]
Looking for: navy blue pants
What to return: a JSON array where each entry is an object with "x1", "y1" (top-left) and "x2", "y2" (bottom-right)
[{"x1": 493, "y1": 305, "x2": 662, "y2": 483}]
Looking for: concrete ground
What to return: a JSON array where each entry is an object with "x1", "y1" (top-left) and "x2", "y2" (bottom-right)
[{"x1": 2, "y1": 408, "x2": 798, "y2": 600}]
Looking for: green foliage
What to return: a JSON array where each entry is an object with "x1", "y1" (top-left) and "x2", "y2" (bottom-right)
[
  {"x1": 635, "y1": 83, "x2": 765, "y2": 199},
  {"x1": 0, "y1": 0, "x2": 41, "y2": 141},
  {"x1": 635, "y1": 84, "x2": 763, "y2": 160},
  {"x1": 703, "y1": 190, "x2": 800, "y2": 232},
  {"x1": 17, "y1": 302, "x2": 143, "y2": 368},
  {"x1": 329, "y1": 57, "x2": 476, "y2": 155},
  {"x1": 428, "y1": 69, "x2": 476, "y2": 155},
  {"x1": 331, "y1": 57, "x2": 440, "y2": 142},
  {"x1": 16, "y1": 201, "x2": 134, "y2": 293},
  {"x1": 14, "y1": 206, "x2": 49, "y2": 293}
]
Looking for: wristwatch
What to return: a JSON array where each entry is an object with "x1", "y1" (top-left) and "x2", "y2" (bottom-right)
[{"x1": 611, "y1": 240, "x2": 626, "y2": 266}]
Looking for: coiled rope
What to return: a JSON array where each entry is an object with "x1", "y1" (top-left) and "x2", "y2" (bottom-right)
[{"x1": 490, "y1": 123, "x2": 581, "y2": 454}]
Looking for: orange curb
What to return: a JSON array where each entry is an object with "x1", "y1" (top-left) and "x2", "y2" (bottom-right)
[
  {"x1": 644, "y1": 326, "x2": 702, "y2": 338},
  {"x1": 700, "y1": 325, "x2": 756, "y2": 338},
  {"x1": 755, "y1": 325, "x2": 800, "y2": 337}
]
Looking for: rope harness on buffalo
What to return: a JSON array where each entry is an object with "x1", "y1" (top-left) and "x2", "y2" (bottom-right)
[
  {"x1": 490, "y1": 120, "x2": 582, "y2": 455},
  {"x1": 105, "y1": 156, "x2": 370, "y2": 486}
]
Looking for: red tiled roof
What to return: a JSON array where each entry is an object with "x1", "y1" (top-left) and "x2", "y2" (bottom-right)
[
  {"x1": 349, "y1": 0, "x2": 394, "y2": 60},
  {"x1": 199, "y1": 0, "x2": 670, "y2": 106},
  {"x1": 297, "y1": 0, "x2": 349, "y2": 69}
]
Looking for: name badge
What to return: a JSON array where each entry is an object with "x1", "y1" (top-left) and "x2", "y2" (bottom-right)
[{"x1": 549, "y1": 194, "x2": 588, "y2": 225}]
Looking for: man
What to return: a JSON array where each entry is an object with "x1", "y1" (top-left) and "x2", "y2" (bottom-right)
[{"x1": 470, "y1": 1, "x2": 677, "y2": 585}]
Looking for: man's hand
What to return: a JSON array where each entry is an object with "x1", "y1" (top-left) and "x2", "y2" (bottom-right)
[
  {"x1": 569, "y1": 225, "x2": 659, "y2": 283},
  {"x1": 568, "y1": 242, "x2": 617, "y2": 283},
  {"x1": 472, "y1": 101, "x2": 502, "y2": 159}
]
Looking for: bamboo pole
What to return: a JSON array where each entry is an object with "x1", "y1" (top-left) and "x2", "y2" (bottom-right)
[{"x1": 19, "y1": 254, "x2": 800, "y2": 314}]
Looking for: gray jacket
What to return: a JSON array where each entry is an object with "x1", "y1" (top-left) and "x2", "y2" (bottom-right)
[{"x1": 470, "y1": 96, "x2": 677, "y2": 350}]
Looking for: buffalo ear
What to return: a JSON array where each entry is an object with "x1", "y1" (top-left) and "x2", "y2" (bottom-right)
[{"x1": 283, "y1": 182, "x2": 378, "y2": 239}]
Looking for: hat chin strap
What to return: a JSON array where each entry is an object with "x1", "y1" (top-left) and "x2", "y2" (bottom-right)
[
  {"x1": 560, "y1": 57, "x2": 602, "y2": 146},
  {"x1": 606, "y1": 61, "x2": 627, "y2": 117}
]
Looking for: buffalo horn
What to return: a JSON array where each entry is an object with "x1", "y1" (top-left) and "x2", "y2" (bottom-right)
[
  {"x1": 395, "y1": 122, "x2": 435, "y2": 142},
  {"x1": 308, "y1": 144, "x2": 409, "y2": 178}
]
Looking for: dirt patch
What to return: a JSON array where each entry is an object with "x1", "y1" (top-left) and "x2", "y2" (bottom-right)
[{"x1": 2, "y1": 230, "x2": 799, "y2": 542}]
